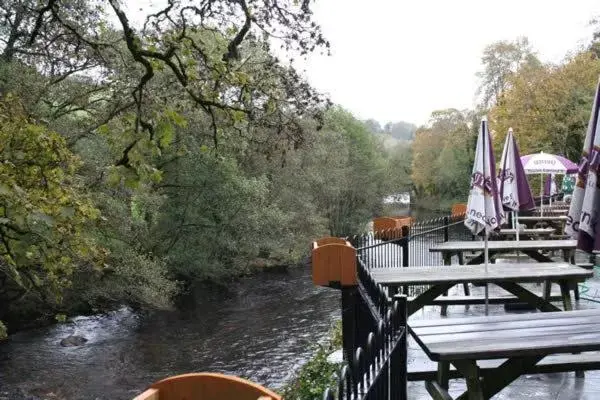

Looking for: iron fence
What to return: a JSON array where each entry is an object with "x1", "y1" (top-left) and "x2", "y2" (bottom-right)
[
  {"x1": 326, "y1": 284, "x2": 407, "y2": 400},
  {"x1": 325, "y1": 198, "x2": 570, "y2": 399},
  {"x1": 349, "y1": 213, "x2": 473, "y2": 295}
]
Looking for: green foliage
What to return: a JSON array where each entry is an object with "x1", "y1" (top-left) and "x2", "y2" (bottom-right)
[
  {"x1": 281, "y1": 321, "x2": 342, "y2": 400},
  {"x1": 0, "y1": 320, "x2": 6, "y2": 340},
  {"x1": 490, "y1": 50, "x2": 600, "y2": 161},
  {"x1": 411, "y1": 109, "x2": 477, "y2": 201},
  {"x1": 0, "y1": 98, "x2": 104, "y2": 306}
]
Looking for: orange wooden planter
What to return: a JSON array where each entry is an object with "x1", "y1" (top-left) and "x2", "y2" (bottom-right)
[
  {"x1": 373, "y1": 216, "x2": 413, "y2": 240},
  {"x1": 451, "y1": 203, "x2": 467, "y2": 218},
  {"x1": 311, "y1": 238, "x2": 357, "y2": 287},
  {"x1": 132, "y1": 373, "x2": 281, "y2": 400}
]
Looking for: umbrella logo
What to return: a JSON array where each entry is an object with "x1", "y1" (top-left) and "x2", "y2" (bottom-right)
[
  {"x1": 498, "y1": 169, "x2": 514, "y2": 184},
  {"x1": 471, "y1": 171, "x2": 494, "y2": 195}
]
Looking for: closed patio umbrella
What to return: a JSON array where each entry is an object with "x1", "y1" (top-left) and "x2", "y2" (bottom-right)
[
  {"x1": 465, "y1": 117, "x2": 505, "y2": 314},
  {"x1": 498, "y1": 128, "x2": 535, "y2": 240},
  {"x1": 567, "y1": 77, "x2": 600, "y2": 242}
]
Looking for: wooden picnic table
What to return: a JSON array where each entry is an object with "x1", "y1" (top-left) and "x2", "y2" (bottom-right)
[
  {"x1": 429, "y1": 239, "x2": 576, "y2": 265},
  {"x1": 411, "y1": 309, "x2": 600, "y2": 400},
  {"x1": 532, "y1": 208, "x2": 569, "y2": 216},
  {"x1": 517, "y1": 215, "x2": 568, "y2": 231},
  {"x1": 370, "y1": 262, "x2": 590, "y2": 316},
  {"x1": 495, "y1": 227, "x2": 555, "y2": 239},
  {"x1": 517, "y1": 215, "x2": 569, "y2": 221}
]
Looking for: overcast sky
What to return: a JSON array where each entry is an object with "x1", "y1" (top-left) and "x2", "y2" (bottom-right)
[{"x1": 293, "y1": 0, "x2": 600, "y2": 126}]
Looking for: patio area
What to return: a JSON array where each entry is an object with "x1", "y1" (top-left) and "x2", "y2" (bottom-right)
[{"x1": 407, "y1": 263, "x2": 600, "y2": 399}]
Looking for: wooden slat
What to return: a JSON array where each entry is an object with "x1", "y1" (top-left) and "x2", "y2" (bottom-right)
[
  {"x1": 418, "y1": 293, "x2": 562, "y2": 305},
  {"x1": 410, "y1": 308, "x2": 600, "y2": 328},
  {"x1": 410, "y1": 309, "x2": 600, "y2": 361},
  {"x1": 428, "y1": 239, "x2": 576, "y2": 252},
  {"x1": 408, "y1": 353, "x2": 600, "y2": 381},
  {"x1": 369, "y1": 263, "x2": 590, "y2": 286},
  {"x1": 517, "y1": 216, "x2": 568, "y2": 221},
  {"x1": 497, "y1": 228, "x2": 555, "y2": 235},
  {"x1": 423, "y1": 330, "x2": 600, "y2": 361}
]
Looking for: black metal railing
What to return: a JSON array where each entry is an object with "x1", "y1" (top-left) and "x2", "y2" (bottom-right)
[
  {"x1": 326, "y1": 266, "x2": 407, "y2": 400},
  {"x1": 349, "y1": 214, "x2": 473, "y2": 295}
]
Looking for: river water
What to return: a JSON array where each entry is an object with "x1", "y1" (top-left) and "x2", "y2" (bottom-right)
[
  {"x1": 0, "y1": 206, "x2": 446, "y2": 400},
  {"x1": 0, "y1": 267, "x2": 340, "y2": 400}
]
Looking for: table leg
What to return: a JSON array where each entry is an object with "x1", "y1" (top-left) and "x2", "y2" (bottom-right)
[
  {"x1": 543, "y1": 279, "x2": 551, "y2": 301},
  {"x1": 559, "y1": 281, "x2": 573, "y2": 311},
  {"x1": 437, "y1": 361, "x2": 450, "y2": 390},
  {"x1": 522, "y1": 249, "x2": 553, "y2": 263},
  {"x1": 452, "y1": 360, "x2": 484, "y2": 400},
  {"x1": 408, "y1": 283, "x2": 455, "y2": 317},
  {"x1": 441, "y1": 253, "x2": 452, "y2": 316},
  {"x1": 425, "y1": 381, "x2": 453, "y2": 400},
  {"x1": 453, "y1": 355, "x2": 545, "y2": 400},
  {"x1": 457, "y1": 252, "x2": 471, "y2": 297},
  {"x1": 496, "y1": 281, "x2": 561, "y2": 312},
  {"x1": 559, "y1": 280, "x2": 585, "y2": 378}
]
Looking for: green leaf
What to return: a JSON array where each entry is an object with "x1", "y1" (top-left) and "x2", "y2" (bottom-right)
[
  {"x1": 55, "y1": 314, "x2": 67, "y2": 323},
  {"x1": 157, "y1": 121, "x2": 175, "y2": 148}
]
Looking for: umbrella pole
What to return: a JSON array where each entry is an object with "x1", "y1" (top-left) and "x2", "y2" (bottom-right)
[
  {"x1": 540, "y1": 174, "x2": 544, "y2": 217},
  {"x1": 515, "y1": 211, "x2": 520, "y2": 242},
  {"x1": 484, "y1": 231, "x2": 489, "y2": 315}
]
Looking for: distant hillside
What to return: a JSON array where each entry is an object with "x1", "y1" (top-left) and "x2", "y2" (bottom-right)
[{"x1": 364, "y1": 119, "x2": 417, "y2": 143}]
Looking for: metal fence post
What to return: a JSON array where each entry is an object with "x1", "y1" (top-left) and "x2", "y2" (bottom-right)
[
  {"x1": 401, "y1": 236, "x2": 409, "y2": 295},
  {"x1": 341, "y1": 286, "x2": 358, "y2": 367},
  {"x1": 390, "y1": 295, "x2": 408, "y2": 400},
  {"x1": 443, "y1": 216, "x2": 449, "y2": 242}
]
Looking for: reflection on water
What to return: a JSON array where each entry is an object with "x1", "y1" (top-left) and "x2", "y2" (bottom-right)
[{"x1": 0, "y1": 267, "x2": 340, "y2": 400}]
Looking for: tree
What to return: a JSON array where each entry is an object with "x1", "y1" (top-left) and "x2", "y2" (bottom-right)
[
  {"x1": 490, "y1": 51, "x2": 600, "y2": 161},
  {"x1": 364, "y1": 118, "x2": 383, "y2": 134},
  {"x1": 384, "y1": 121, "x2": 417, "y2": 141},
  {"x1": 477, "y1": 37, "x2": 541, "y2": 108},
  {"x1": 0, "y1": 97, "x2": 104, "y2": 325},
  {"x1": 411, "y1": 109, "x2": 476, "y2": 200},
  {"x1": 0, "y1": 0, "x2": 331, "y2": 185}
]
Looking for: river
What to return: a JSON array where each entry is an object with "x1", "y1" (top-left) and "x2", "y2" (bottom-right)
[
  {"x1": 0, "y1": 267, "x2": 340, "y2": 400},
  {"x1": 0, "y1": 206, "x2": 447, "y2": 400}
]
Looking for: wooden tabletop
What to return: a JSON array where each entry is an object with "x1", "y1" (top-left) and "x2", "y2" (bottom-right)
[
  {"x1": 517, "y1": 216, "x2": 568, "y2": 221},
  {"x1": 497, "y1": 228, "x2": 555, "y2": 235},
  {"x1": 410, "y1": 309, "x2": 600, "y2": 361},
  {"x1": 369, "y1": 263, "x2": 591, "y2": 286},
  {"x1": 429, "y1": 239, "x2": 576, "y2": 252}
]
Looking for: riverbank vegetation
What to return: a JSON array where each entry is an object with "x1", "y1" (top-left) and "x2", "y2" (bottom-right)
[
  {"x1": 0, "y1": 1, "x2": 413, "y2": 333},
  {"x1": 2, "y1": 1, "x2": 600, "y2": 336},
  {"x1": 281, "y1": 321, "x2": 342, "y2": 399},
  {"x1": 409, "y1": 33, "x2": 600, "y2": 206}
]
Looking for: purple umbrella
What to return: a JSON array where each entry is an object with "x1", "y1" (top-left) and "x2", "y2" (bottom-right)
[
  {"x1": 497, "y1": 128, "x2": 535, "y2": 240},
  {"x1": 567, "y1": 77, "x2": 600, "y2": 253},
  {"x1": 520, "y1": 152, "x2": 579, "y2": 174},
  {"x1": 465, "y1": 117, "x2": 505, "y2": 314},
  {"x1": 521, "y1": 152, "x2": 578, "y2": 215}
]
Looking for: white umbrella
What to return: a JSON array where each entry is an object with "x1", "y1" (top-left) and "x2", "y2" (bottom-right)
[
  {"x1": 567, "y1": 77, "x2": 600, "y2": 240},
  {"x1": 465, "y1": 117, "x2": 505, "y2": 315},
  {"x1": 521, "y1": 152, "x2": 578, "y2": 216},
  {"x1": 497, "y1": 128, "x2": 535, "y2": 241}
]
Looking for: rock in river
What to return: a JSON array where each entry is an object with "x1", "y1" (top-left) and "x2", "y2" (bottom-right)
[{"x1": 60, "y1": 335, "x2": 88, "y2": 347}]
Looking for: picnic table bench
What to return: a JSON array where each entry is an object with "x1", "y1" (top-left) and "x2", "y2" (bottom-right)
[
  {"x1": 410, "y1": 309, "x2": 600, "y2": 400},
  {"x1": 429, "y1": 239, "x2": 576, "y2": 265},
  {"x1": 427, "y1": 240, "x2": 579, "y2": 313},
  {"x1": 494, "y1": 227, "x2": 555, "y2": 239},
  {"x1": 369, "y1": 262, "x2": 591, "y2": 316},
  {"x1": 517, "y1": 215, "x2": 568, "y2": 230}
]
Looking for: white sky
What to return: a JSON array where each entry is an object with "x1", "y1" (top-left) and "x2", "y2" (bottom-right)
[{"x1": 294, "y1": 0, "x2": 600, "y2": 126}]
